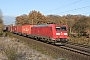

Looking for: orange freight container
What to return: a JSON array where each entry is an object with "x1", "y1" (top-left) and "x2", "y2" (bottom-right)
[
  {"x1": 13, "y1": 26, "x2": 17, "y2": 33},
  {"x1": 17, "y1": 26, "x2": 22, "y2": 33},
  {"x1": 22, "y1": 25, "x2": 32, "y2": 35},
  {"x1": 17, "y1": 26, "x2": 22, "y2": 35}
]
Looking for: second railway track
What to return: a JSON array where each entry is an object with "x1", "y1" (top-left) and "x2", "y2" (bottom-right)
[{"x1": 11, "y1": 33, "x2": 90, "y2": 60}]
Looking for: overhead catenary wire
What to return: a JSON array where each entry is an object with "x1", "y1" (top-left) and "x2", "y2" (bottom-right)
[
  {"x1": 44, "y1": 0, "x2": 90, "y2": 16},
  {"x1": 44, "y1": 0, "x2": 83, "y2": 14},
  {"x1": 54, "y1": 6, "x2": 90, "y2": 15}
]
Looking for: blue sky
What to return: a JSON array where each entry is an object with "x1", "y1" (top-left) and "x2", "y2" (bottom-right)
[
  {"x1": 0, "y1": 0, "x2": 90, "y2": 16},
  {"x1": 0, "y1": 0, "x2": 90, "y2": 24}
]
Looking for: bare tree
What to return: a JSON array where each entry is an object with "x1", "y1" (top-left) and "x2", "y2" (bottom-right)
[{"x1": 0, "y1": 9, "x2": 4, "y2": 34}]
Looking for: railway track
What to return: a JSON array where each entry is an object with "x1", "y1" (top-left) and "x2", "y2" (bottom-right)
[
  {"x1": 60, "y1": 43, "x2": 90, "y2": 56},
  {"x1": 11, "y1": 33, "x2": 90, "y2": 60}
]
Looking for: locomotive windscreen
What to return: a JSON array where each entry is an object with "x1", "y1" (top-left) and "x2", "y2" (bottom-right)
[{"x1": 56, "y1": 26, "x2": 66, "y2": 31}]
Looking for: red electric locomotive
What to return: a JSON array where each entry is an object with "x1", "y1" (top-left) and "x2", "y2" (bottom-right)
[{"x1": 31, "y1": 24, "x2": 68, "y2": 45}]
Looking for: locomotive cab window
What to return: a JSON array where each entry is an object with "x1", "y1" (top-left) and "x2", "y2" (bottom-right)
[
  {"x1": 61, "y1": 27, "x2": 66, "y2": 30},
  {"x1": 56, "y1": 26, "x2": 66, "y2": 31}
]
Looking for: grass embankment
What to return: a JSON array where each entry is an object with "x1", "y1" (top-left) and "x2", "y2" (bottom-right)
[
  {"x1": 7, "y1": 32, "x2": 67, "y2": 60},
  {"x1": 68, "y1": 36, "x2": 90, "y2": 46}
]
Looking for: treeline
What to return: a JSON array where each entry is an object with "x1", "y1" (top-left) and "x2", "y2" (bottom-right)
[
  {"x1": 15, "y1": 10, "x2": 48, "y2": 25},
  {"x1": 15, "y1": 10, "x2": 90, "y2": 36}
]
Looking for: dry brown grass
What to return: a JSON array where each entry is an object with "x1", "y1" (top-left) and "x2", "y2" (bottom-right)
[
  {"x1": 0, "y1": 37, "x2": 55, "y2": 60},
  {"x1": 68, "y1": 36, "x2": 90, "y2": 46}
]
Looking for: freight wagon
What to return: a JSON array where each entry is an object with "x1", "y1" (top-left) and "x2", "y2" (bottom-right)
[
  {"x1": 10, "y1": 25, "x2": 33, "y2": 36},
  {"x1": 22, "y1": 25, "x2": 33, "y2": 36}
]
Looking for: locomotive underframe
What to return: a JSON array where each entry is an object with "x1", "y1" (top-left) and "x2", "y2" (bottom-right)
[{"x1": 29, "y1": 34, "x2": 68, "y2": 45}]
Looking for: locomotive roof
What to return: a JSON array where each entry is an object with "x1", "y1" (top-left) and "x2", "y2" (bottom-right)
[{"x1": 32, "y1": 24, "x2": 66, "y2": 27}]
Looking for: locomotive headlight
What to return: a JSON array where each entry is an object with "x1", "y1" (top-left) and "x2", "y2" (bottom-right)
[
  {"x1": 56, "y1": 33, "x2": 60, "y2": 35},
  {"x1": 64, "y1": 33, "x2": 67, "y2": 35}
]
